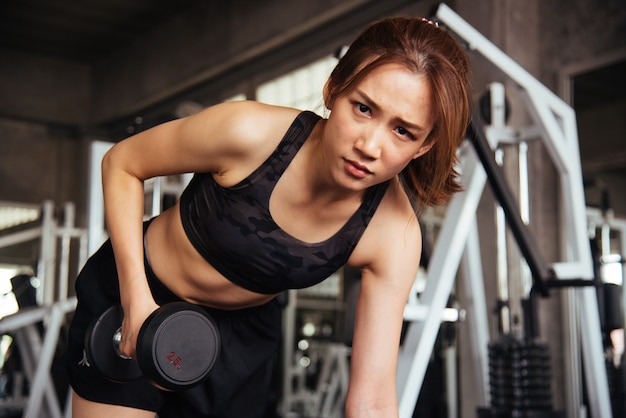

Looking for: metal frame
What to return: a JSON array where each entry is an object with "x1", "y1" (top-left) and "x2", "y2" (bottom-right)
[
  {"x1": 0, "y1": 201, "x2": 87, "y2": 418},
  {"x1": 0, "y1": 201, "x2": 87, "y2": 306},
  {"x1": 0, "y1": 299, "x2": 76, "y2": 418},
  {"x1": 396, "y1": 4, "x2": 611, "y2": 417}
]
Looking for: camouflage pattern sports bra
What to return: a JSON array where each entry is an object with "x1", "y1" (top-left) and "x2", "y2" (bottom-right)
[{"x1": 179, "y1": 111, "x2": 389, "y2": 294}]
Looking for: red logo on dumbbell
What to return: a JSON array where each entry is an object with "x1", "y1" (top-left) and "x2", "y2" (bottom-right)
[{"x1": 167, "y1": 352, "x2": 182, "y2": 370}]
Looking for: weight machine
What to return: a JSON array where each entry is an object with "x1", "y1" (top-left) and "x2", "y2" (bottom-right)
[{"x1": 397, "y1": 4, "x2": 612, "y2": 418}]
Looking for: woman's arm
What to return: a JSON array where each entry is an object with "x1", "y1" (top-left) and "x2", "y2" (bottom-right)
[
  {"x1": 345, "y1": 186, "x2": 423, "y2": 418},
  {"x1": 101, "y1": 100, "x2": 284, "y2": 357}
]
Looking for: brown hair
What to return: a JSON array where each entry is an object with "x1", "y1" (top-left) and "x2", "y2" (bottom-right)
[{"x1": 324, "y1": 16, "x2": 472, "y2": 208}]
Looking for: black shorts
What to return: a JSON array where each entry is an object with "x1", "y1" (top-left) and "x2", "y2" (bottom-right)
[{"x1": 67, "y1": 224, "x2": 282, "y2": 417}]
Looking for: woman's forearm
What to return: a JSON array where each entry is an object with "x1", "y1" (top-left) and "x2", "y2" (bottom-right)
[{"x1": 101, "y1": 148, "x2": 153, "y2": 305}]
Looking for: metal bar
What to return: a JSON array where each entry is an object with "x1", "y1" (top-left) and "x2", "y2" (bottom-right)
[
  {"x1": 467, "y1": 121, "x2": 554, "y2": 295},
  {"x1": 494, "y1": 148, "x2": 511, "y2": 334},
  {"x1": 22, "y1": 304, "x2": 65, "y2": 418},
  {"x1": 397, "y1": 143, "x2": 486, "y2": 417},
  {"x1": 403, "y1": 305, "x2": 461, "y2": 322},
  {"x1": 57, "y1": 202, "x2": 74, "y2": 301},
  {"x1": 12, "y1": 329, "x2": 42, "y2": 417},
  {"x1": 519, "y1": 141, "x2": 535, "y2": 297},
  {"x1": 443, "y1": 344, "x2": 457, "y2": 418},
  {"x1": 562, "y1": 289, "x2": 584, "y2": 418},
  {"x1": 577, "y1": 287, "x2": 613, "y2": 418},
  {"x1": 0, "y1": 226, "x2": 42, "y2": 249},
  {"x1": 150, "y1": 177, "x2": 162, "y2": 217},
  {"x1": 39, "y1": 201, "x2": 57, "y2": 306},
  {"x1": 545, "y1": 279, "x2": 596, "y2": 288},
  {"x1": 459, "y1": 219, "x2": 491, "y2": 406},
  {"x1": 49, "y1": 227, "x2": 86, "y2": 238},
  {"x1": 0, "y1": 306, "x2": 49, "y2": 334},
  {"x1": 64, "y1": 391, "x2": 72, "y2": 418}
]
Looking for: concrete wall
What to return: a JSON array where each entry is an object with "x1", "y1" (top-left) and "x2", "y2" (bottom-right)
[
  {"x1": 91, "y1": 0, "x2": 345, "y2": 122},
  {"x1": 0, "y1": 48, "x2": 90, "y2": 125},
  {"x1": 0, "y1": 48, "x2": 90, "y2": 210}
]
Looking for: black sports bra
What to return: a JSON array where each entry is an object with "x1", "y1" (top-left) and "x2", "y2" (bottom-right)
[{"x1": 179, "y1": 111, "x2": 389, "y2": 294}]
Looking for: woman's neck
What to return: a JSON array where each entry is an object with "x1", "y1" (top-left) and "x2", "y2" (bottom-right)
[{"x1": 300, "y1": 120, "x2": 364, "y2": 206}]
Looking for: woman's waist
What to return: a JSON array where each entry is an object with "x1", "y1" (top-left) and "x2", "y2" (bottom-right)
[{"x1": 145, "y1": 205, "x2": 277, "y2": 310}]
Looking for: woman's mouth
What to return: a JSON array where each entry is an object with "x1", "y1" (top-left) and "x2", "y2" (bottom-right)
[{"x1": 344, "y1": 159, "x2": 372, "y2": 179}]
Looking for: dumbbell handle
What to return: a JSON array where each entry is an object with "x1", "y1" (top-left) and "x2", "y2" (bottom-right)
[{"x1": 112, "y1": 327, "x2": 133, "y2": 360}]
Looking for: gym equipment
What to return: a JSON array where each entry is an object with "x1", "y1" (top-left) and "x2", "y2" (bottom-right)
[
  {"x1": 85, "y1": 302, "x2": 220, "y2": 391},
  {"x1": 0, "y1": 200, "x2": 87, "y2": 418},
  {"x1": 477, "y1": 337, "x2": 564, "y2": 418},
  {"x1": 396, "y1": 4, "x2": 612, "y2": 418}
]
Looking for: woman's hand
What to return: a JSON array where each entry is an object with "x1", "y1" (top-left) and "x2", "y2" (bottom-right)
[{"x1": 118, "y1": 292, "x2": 160, "y2": 359}]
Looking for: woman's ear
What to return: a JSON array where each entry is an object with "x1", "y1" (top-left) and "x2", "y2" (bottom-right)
[
  {"x1": 323, "y1": 79, "x2": 333, "y2": 110},
  {"x1": 413, "y1": 142, "x2": 434, "y2": 159}
]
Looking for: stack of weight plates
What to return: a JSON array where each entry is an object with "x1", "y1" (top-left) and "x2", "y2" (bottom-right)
[{"x1": 479, "y1": 335, "x2": 563, "y2": 418}]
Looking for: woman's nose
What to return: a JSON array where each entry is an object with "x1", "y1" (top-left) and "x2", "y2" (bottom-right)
[{"x1": 355, "y1": 126, "x2": 382, "y2": 159}]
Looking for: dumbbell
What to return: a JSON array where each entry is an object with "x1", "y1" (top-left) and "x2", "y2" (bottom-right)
[{"x1": 85, "y1": 302, "x2": 220, "y2": 391}]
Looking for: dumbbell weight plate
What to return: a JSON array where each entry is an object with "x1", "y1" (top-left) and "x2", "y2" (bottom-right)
[
  {"x1": 136, "y1": 302, "x2": 220, "y2": 391},
  {"x1": 85, "y1": 305, "x2": 143, "y2": 382}
]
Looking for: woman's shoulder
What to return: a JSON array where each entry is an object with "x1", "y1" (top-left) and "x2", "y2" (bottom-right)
[
  {"x1": 377, "y1": 177, "x2": 418, "y2": 221},
  {"x1": 349, "y1": 177, "x2": 422, "y2": 271},
  {"x1": 208, "y1": 100, "x2": 303, "y2": 146},
  {"x1": 366, "y1": 178, "x2": 421, "y2": 247},
  {"x1": 190, "y1": 101, "x2": 306, "y2": 184}
]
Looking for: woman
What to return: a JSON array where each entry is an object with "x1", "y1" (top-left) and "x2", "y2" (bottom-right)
[{"x1": 67, "y1": 16, "x2": 471, "y2": 418}]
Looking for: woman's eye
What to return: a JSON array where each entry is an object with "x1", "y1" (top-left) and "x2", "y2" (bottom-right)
[
  {"x1": 357, "y1": 103, "x2": 370, "y2": 114},
  {"x1": 396, "y1": 127, "x2": 413, "y2": 138}
]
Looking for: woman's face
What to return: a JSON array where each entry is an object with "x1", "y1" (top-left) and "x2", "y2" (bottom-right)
[{"x1": 322, "y1": 63, "x2": 435, "y2": 191}]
